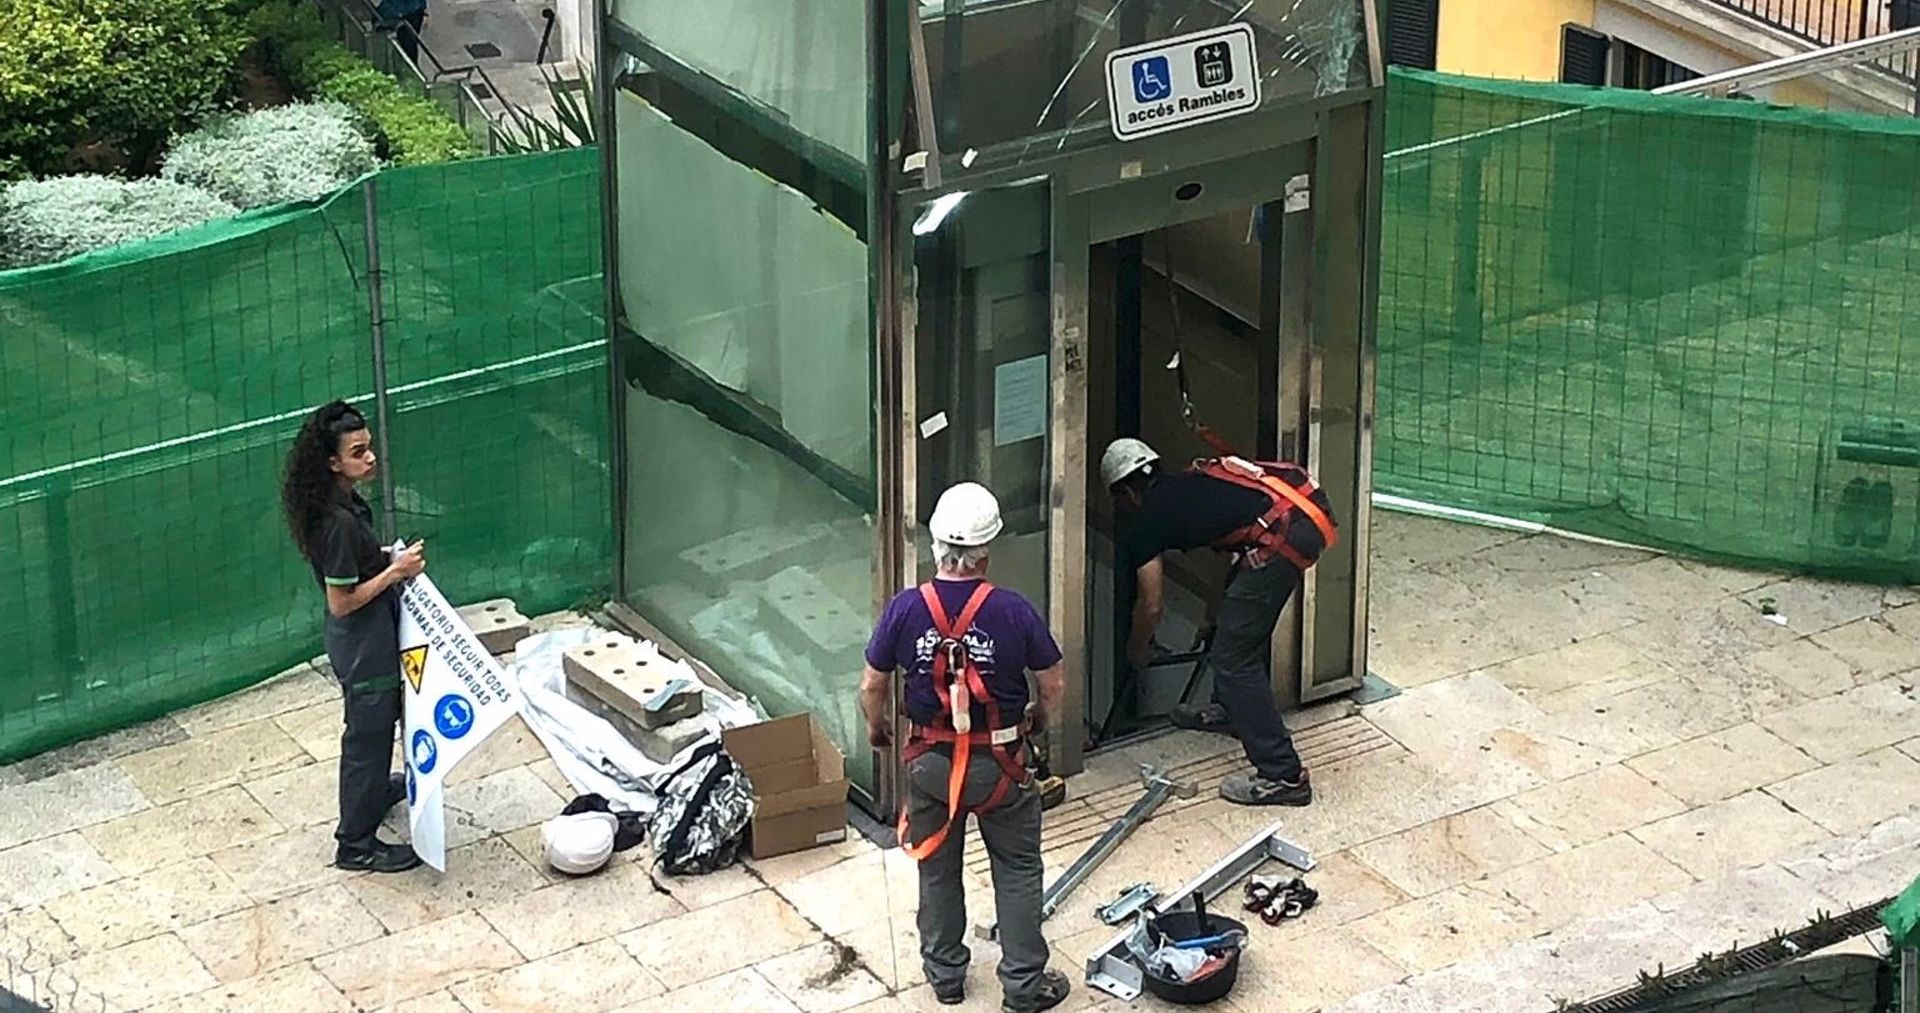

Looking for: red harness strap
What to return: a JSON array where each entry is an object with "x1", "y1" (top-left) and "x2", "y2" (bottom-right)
[
  {"x1": 896, "y1": 582, "x2": 1030, "y2": 862},
  {"x1": 1197, "y1": 456, "x2": 1339, "y2": 570}
]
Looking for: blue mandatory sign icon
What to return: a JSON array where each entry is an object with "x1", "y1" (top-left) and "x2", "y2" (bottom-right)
[
  {"x1": 434, "y1": 693, "x2": 475, "y2": 740},
  {"x1": 1131, "y1": 55, "x2": 1171, "y2": 103},
  {"x1": 406, "y1": 765, "x2": 417, "y2": 805},
  {"x1": 411, "y1": 729, "x2": 438, "y2": 775}
]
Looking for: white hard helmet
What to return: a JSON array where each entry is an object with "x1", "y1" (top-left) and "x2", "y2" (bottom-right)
[
  {"x1": 928, "y1": 482, "x2": 1003, "y2": 547},
  {"x1": 1101, "y1": 438, "x2": 1161, "y2": 490},
  {"x1": 542, "y1": 811, "x2": 617, "y2": 875}
]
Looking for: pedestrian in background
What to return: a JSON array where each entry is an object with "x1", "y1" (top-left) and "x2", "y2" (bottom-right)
[
  {"x1": 377, "y1": 0, "x2": 430, "y2": 65},
  {"x1": 282, "y1": 400, "x2": 426, "y2": 873}
]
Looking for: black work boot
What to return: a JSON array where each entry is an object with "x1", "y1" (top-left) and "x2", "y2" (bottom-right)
[
  {"x1": 1220, "y1": 771, "x2": 1312, "y2": 807},
  {"x1": 1003, "y1": 969, "x2": 1070, "y2": 1013},
  {"x1": 932, "y1": 979, "x2": 966, "y2": 1005},
  {"x1": 334, "y1": 838, "x2": 423, "y2": 873},
  {"x1": 1168, "y1": 702, "x2": 1233, "y2": 734}
]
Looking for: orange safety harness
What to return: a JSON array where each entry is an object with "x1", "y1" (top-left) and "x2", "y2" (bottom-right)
[
  {"x1": 1196, "y1": 455, "x2": 1340, "y2": 571},
  {"x1": 896, "y1": 581, "x2": 1032, "y2": 862}
]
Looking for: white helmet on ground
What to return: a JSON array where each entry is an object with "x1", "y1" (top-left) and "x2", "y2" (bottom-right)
[
  {"x1": 542, "y1": 811, "x2": 618, "y2": 875},
  {"x1": 928, "y1": 482, "x2": 1003, "y2": 547},
  {"x1": 1101, "y1": 438, "x2": 1161, "y2": 490}
]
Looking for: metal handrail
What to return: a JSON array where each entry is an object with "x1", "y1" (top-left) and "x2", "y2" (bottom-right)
[{"x1": 1703, "y1": 0, "x2": 1919, "y2": 85}]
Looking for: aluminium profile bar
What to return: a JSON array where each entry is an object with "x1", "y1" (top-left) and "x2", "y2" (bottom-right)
[
  {"x1": 1654, "y1": 26, "x2": 1920, "y2": 97},
  {"x1": 1083, "y1": 820, "x2": 1315, "y2": 1001}
]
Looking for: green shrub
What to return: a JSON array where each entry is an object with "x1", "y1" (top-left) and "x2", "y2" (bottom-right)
[
  {"x1": 248, "y1": 0, "x2": 477, "y2": 166},
  {"x1": 0, "y1": 175, "x2": 238, "y2": 269},
  {"x1": 161, "y1": 102, "x2": 377, "y2": 208},
  {"x1": 0, "y1": 0, "x2": 249, "y2": 177}
]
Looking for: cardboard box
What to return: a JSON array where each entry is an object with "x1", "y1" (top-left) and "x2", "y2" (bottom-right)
[{"x1": 722, "y1": 713, "x2": 849, "y2": 859}]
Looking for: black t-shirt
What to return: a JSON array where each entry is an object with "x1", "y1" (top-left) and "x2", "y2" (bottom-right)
[
  {"x1": 1118, "y1": 470, "x2": 1271, "y2": 572},
  {"x1": 312, "y1": 490, "x2": 400, "y2": 682}
]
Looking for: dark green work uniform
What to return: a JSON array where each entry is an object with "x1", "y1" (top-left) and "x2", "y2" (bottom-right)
[{"x1": 312, "y1": 488, "x2": 402, "y2": 848}]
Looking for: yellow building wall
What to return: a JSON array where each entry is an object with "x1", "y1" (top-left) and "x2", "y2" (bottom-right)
[{"x1": 1435, "y1": 0, "x2": 1598, "y2": 82}]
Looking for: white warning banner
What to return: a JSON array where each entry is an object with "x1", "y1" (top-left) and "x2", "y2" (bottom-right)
[{"x1": 397, "y1": 573, "x2": 520, "y2": 871}]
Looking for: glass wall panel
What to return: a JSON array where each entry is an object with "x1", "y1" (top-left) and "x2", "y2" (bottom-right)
[
  {"x1": 614, "y1": 89, "x2": 877, "y2": 786},
  {"x1": 919, "y1": 0, "x2": 1370, "y2": 162},
  {"x1": 609, "y1": 0, "x2": 868, "y2": 159}
]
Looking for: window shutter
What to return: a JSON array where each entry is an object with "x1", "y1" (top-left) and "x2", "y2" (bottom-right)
[
  {"x1": 1386, "y1": 0, "x2": 1439, "y2": 71},
  {"x1": 1561, "y1": 24, "x2": 1611, "y2": 86}
]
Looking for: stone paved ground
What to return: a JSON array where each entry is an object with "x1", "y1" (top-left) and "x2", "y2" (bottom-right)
[{"x1": 3, "y1": 512, "x2": 1917, "y2": 1012}]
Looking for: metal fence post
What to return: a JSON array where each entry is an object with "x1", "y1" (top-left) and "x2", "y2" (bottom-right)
[
  {"x1": 1901, "y1": 946, "x2": 1918, "y2": 1013},
  {"x1": 363, "y1": 177, "x2": 399, "y2": 543}
]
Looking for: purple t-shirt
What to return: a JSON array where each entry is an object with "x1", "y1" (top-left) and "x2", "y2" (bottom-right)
[{"x1": 865, "y1": 578, "x2": 1063, "y2": 728}]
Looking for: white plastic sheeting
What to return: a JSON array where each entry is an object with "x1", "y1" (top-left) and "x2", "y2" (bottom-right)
[{"x1": 511, "y1": 627, "x2": 766, "y2": 814}]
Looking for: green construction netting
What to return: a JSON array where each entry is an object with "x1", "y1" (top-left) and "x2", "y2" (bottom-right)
[
  {"x1": 1381, "y1": 69, "x2": 1920, "y2": 583},
  {"x1": 0, "y1": 148, "x2": 608, "y2": 762}
]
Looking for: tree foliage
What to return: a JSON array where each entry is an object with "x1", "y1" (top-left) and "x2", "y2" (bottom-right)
[{"x1": 0, "y1": 0, "x2": 249, "y2": 178}]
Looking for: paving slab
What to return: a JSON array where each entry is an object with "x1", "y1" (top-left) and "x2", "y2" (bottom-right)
[
  {"x1": 1496, "y1": 764, "x2": 1687, "y2": 851},
  {"x1": 1761, "y1": 746, "x2": 1920, "y2": 836},
  {"x1": 345, "y1": 836, "x2": 548, "y2": 934},
  {"x1": 1485, "y1": 833, "x2": 1693, "y2": 931},
  {"x1": 43, "y1": 856, "x2": 250, "y2": 955},
  {"x1": 1810, "y1": 617, "x2": 1917, "y2": 680},
  {"x1": 619, "y1": 888, "x2": 823, "y2": 989},
  {"x1": 179, "y1": 882, "x2": 385, "y2": 984},
  {"x1": 0, "y1": 763, "x2": 149, "y2": 851},
  {"x1": 1630, "y1": 790, "x2": 1832, "y2": 880},
  {"x1": 753, "y1": 939, "x2": 891, "y2": 1013},
  {"x1": 81, "y1": 785, "x2": 281, "y2": 874},
  {"x1": 477, "y1": 854, "x2": 685, "y2": 961},
  {"x1": 452, "y1": 938, "x2": 666, "y2": 1013},
  {"x1": 314, "y1": 910, "x2": 523, "y2": 1009},
  {"x1": 0, "y1": 832, "x2": 120, "y2": 912},
  {"x1": 142, "y1": 961, "x2": 355, "y2": 1013},
  {"x1": 1625, "y1": 722, "x2": 1820, "y2": 806},
  {"x1": 622, "y1": 968, "x2": 803, "y2": 1013},
  {"x1": 1349, "y1": 806, "x2": 1550, "y2": 899},
  {"x1": 1759, "y1": 677, "x2": 1920, "y2": 763}
]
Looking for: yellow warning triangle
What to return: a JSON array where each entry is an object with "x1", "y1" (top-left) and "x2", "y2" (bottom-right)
[{"x1": 400, "y1": 645, "x2": 428, "y2": 693}]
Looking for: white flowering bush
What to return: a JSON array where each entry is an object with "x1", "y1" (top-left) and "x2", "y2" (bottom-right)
[
  {"x1": 0, "y1": 175, "x2": 238, "y2": 270},
  {"x1": 160, "y1": 102, "x2": 376, "y2": 209}
]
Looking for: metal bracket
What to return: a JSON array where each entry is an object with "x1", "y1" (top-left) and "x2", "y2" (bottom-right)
[
  {"x1": 1096, "y1": 883, "x2": 1160, "y2": 925},
  {"x1": 1084, "y1": 820, "x2": 1315, "y2": 1001},
  {"x1": 641, "y1": 677, "x2": 696, "y2": 712},
  {"x1": 978, "y1": 764, "x2": 1196, "y2": 941}
]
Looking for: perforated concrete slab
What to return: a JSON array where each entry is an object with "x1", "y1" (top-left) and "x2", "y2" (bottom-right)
[{"x1": 457, "y1": 598, "x2": 529, "y2": 655}]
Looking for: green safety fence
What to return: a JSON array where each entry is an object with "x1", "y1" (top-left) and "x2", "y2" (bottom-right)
[
  {"x1": 0, "y1": 147, "x2": 608, "y2": 762},
  {"x1": 1380, "y1": 69, "x2": 1920, "y2": 583}
]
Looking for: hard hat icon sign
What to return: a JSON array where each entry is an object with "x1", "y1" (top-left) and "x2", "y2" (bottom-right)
[{"x1": 1132, "y1": 56, "x2": 1171, "y2": 103}]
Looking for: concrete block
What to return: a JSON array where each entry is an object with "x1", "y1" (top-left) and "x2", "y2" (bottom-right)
[
  {"x1": 759, "y1": 566, "x2": 870, "y2": 662},
  {"x1": 563, "y1": 634, "x2": 703, "y2": 730},
  {"x1": 565, "y1": 679, "x2": 710, "y2": 765},
  {"x1": 676, "y1": 523, "x2": 833, "y2": 594},
  {"x1": 458, "y1": 598, "x2": 531, "y2": 656}
]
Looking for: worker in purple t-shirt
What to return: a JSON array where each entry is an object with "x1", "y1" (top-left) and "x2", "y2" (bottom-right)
[{"x1": 858, "y1": 482, "x2": 1070, "y2": 1013}]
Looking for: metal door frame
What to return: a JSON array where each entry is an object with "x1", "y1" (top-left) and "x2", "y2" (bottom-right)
[{"x1": 876, "y1": 88, "x2": 1382, "y2": 806}]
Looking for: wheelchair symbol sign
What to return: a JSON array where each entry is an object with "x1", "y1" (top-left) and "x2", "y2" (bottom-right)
[
  {"x1": 1131, "y1": 56, "x2": 1171, "y2": 103},
  {"x1": 411, "y1": 730, "x2": 438, "y2": 775},
  {"x1": 434, "y1": 694, "x2": 475, "y2": 740}
]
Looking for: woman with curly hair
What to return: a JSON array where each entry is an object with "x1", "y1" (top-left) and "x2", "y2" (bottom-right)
[{"x1": 283, "y1": 400, "x2": 426, "y2": 873}]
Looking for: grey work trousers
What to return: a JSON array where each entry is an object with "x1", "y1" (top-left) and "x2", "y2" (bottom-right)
[
  {"x1": 1210, "y1": 561, "x2": 1306, "y2": 782},
  {"x1": 906, "y1": 747, "x2": 1049, "y2": 1001}
]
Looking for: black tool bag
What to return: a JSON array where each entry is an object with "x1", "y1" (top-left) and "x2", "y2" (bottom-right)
[{"x1": 649, "y1": 742, "x2": 755, "y2": 876}]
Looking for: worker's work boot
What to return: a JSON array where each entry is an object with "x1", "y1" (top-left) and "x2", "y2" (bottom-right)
[
  {"x1": 1002, "y1": 969, "x2": 1071, "y2": 1013},
  {"x1": 932, "y1": 979, "x2": 966, "y2": 1006},
  {"x1": 1168, "y1": 702, "x2": 1233, "y2": 734},
  {"x1": 334, "y1": 839, "x2": 423, "y2": 873},
  {"x1": 1220, "y1": 771, "x2": 1312, "y2": 807}
]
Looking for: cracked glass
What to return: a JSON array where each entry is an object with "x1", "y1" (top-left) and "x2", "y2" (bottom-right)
[{"x1": 915, "y1": 0, "x2": 1370, "y2": 166}]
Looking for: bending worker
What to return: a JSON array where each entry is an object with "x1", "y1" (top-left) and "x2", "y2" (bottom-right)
[
  {"x1": 859, "y1": 482, "x2": 1071, "y2": 1013},
  {"x1": 1101, "y1": 437, "x2": 1337, "y2": 808}
]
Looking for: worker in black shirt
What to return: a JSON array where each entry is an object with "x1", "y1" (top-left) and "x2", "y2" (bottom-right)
[
  {"x1": 1101, "y1": 437, "x2": 1335, "y2": 807},
  {"x1": 282, "y1": 402, "x2": 427, "y2": 872}
]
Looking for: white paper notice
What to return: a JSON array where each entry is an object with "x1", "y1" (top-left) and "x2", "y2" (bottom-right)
[{"x1": 993, "y1": 355, "x2": 1048, "y2": 447}]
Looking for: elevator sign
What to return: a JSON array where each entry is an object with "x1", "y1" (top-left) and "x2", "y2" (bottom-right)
[{"x1": 1106, "y1": 24, "x2": 1260, "y2": 141}]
